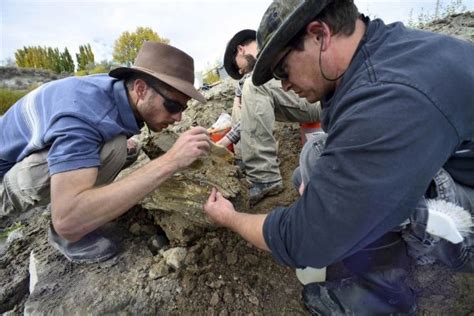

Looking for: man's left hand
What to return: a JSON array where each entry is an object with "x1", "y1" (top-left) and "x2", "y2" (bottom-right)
[{"x1": 203, "y1": 187, "x2": 236, "y2": 227}]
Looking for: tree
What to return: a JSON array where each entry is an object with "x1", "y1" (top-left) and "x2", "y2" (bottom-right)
[
  {"x1": 14, "y1": 46, "x2": 75, "y2": 74},
  {"x1": 76, "y1": 44, "x2": 95, "y2": 71},
  {"x1": 113, "y1": 27, "x2": 169, "y2": 66},
  {"x1": 61, "y1": 48, "x2": 75, "y2": 73}
]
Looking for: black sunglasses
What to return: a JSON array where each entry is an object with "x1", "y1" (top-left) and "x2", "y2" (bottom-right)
[
  {"x1": 272, "y1": 47, "x2": 293, "y2": 80},
  {"x1": 149, "y1": 84, "x2": 187, "y2": 114}
]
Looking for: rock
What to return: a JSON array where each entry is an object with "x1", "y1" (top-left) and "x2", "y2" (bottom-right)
[
  {"x1": 140, "y1": 136, "x2": 248, "y2": 227},
  {"x1": 244, "y1": 254, "x2": 259, "y2": 265},
  {"x1": 218, "y1": 309, "x2": 229, "y2": 316},
  {"x1": 248, "y1": 295, "x2": 259, "y2": 306},
  {"x1": 28, "y1": 251, "x2": 39, "y2": 294},
  {"x1": 222, "y1": 287, "x2": 234, "y2": 304},
  {"x1": 163, "y1": 247, "x2": 188, "y2": 270},
  {"x1": 129, "y1": 223, "x2": 141, "y2": 235},
  {"x1": 181, "y1": 274, "x2": 196, "y2": 294},
  {"x1": 151, "y1": 212, "x2": 208, "y2": 245},
  {"x1": 149, "y1": 261, "x2": 170, "y2": 279},
  {"x1": 0, "y1": 67, "x2": 67, "y2": 90},
  {"x1": 133, "y1": 78, "x2": 249, "y2": 244},
  {"x1": 23, "y1": 222, "x2": 179, "y2": 315},
  {"x1": 226, "y1": 251, "x2": 238, "y2": 265},
  {"x1": 184, "y1": 252, "x2": 198, "y2": 266},
  {"x1": 201, "y1": 245, "x2": 213, "y2": 262},
  {"x1": 207, "y1": 280, "x2": 225, "y2": 289},
  {"x1": 209, "y1": 291, "x2": 220, "y2": 306},
  {"x1": 420, "y1": 12, "x2": 474, "y2": 42},
  {"x1": 148, "y1": 234, "x2": 169, "y2": 253}
]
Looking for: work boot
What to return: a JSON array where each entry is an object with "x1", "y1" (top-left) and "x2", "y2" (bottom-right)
[
  {"x1": 302, "y1": 232, "x2": 416, "y2": 315},
  {"x1": 48, "y1": 224, "x2": 118, "y2": 263},
  {"x1": 249, "y1": 180, "x2": 284, "y2": 205},
  {"x1": 302, "y1": 269, "x2": 416, "y2": 315}
]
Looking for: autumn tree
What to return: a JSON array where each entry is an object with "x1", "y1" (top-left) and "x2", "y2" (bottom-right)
[
  {"x1": 76, "y1": 44, "x2": 95, "y2": 71},
  {"x1": 113, "y1": 27, "x2": 169, "y2": 66}
]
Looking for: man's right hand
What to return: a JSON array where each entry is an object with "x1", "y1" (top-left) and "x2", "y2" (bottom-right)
[{"x1": 165, "y1": 126, "x2": 211, "y2": 170}]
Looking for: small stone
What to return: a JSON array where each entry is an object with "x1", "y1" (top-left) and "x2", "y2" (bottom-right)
[
  {"x1": 129, "y1": 223, "x2": 141, "y2": 235},
  {"x1": 148, "y1": 261, "x2": 170, "y2": 279},
  {"x1": 181, "y1": 274, "x2": 196, "y2": 294},
  {"x1": 218, "y1": 309, "x2": 229, "y2": 316},
  {"x1": 184, "y1": 252, "x2": 198, "y2": 266},
  {"x1": 248, "y1": 295, "x2": 259, "y2": 306},
  {"x1": 210, "y1": 291, "x2": 220, "y2": 306},
  {"x1": 148, "y1": 235, "x2": 169, "y2": 252},
  {"x1": 208, "y1": 280, "x2": 225, "y2": 289},
  {"x1": 244, "y1": 254, "x2": 259, "y2": 265},
  {"x1": 223, "y1": 287, "x2": 234, "y2": 304},
  {"x1": 201, "y1": 246, "x2": 213, "y2": 262},
  {"x1": 226, "y1": 251, "x2": 238, "y2": 265},
  {"x1": 163, "y1": 247, "x2": 187, "y2": 270},
  {"x1": 208, "y1": 237, "x2": 223, "y2": 251}
]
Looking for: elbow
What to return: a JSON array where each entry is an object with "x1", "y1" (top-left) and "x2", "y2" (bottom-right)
[{"x1": 51, "y1": 215, "x2": 84, "y2": 242}]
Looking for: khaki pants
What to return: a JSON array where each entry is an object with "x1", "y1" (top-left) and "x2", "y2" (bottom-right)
[
  {"x1": 240, "y1": 77, "x2": 321, "y2": 183},
  {"x1": 0, "y1": 135, "x2": 127, "y2": 217}
]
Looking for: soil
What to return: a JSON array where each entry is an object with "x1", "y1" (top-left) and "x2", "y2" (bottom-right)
[{"x1": 1, "y1": 12, "x2": 473, "y2": 315}]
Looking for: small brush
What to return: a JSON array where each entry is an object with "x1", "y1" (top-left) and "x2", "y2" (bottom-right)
[{"x1": 426, "y1": 199, "x2": 473, "y2": 244}]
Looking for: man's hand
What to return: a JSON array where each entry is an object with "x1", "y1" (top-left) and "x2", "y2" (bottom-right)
[
  {"x1": 165, "y1": 126, "x2": 211, "y2": 170},
  {"x1": 203, "y1": 187, "x2": 236, "y2": 227},
  {"x1": 203, "y1": 187, "x2": 270, "y2": 251}
]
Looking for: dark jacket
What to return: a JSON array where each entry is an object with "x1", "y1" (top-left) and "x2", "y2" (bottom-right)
[{"x1": 263, "y1": 18, "x2": 474, "y2": 268}]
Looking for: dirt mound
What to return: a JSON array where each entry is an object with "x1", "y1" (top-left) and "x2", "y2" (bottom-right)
[
  {"x1": 420, "y1": 11, "x2": 474, "y2": 41},
  {"x1": 0, "y1": 67, "x2": 68, "y2": 90}
]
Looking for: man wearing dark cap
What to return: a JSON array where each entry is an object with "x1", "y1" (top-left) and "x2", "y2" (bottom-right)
[
  {"x1": 204, "y1": 0, "x2": 473, "y2": 314},
  {"x1": 221, "y1": 29, "x2": 321, "y2": 205},
  {"x1": 0, "y1": 41, "x2": 211, "y2": 263}
]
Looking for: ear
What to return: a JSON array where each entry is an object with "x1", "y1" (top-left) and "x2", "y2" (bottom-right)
[
  {"x1": 237, "y1": 44, "x2": 245, "y2": 54},
  {"x1": 134, "y1": 79, "x2": 147, "y2": 99},
  {"x1": 306, "y1": 21, "x2": 331, "y2": 50}
]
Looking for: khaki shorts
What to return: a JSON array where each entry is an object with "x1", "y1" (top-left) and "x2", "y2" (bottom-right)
[{"x1": 0, "y1": 135, "x2": 127, "y2": 217}]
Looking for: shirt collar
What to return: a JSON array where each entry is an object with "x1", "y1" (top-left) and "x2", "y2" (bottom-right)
[{"x1": 112, "y1": 79, "x2": 142, "y2": 135}]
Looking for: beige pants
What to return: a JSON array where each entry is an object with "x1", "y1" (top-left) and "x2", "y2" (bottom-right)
[
  {"x1": 0, "y1": 135, "x2": 127, "y2": 217},
  {"x1": 240, "y1": 77, "x2": 321, "y2": 183}
]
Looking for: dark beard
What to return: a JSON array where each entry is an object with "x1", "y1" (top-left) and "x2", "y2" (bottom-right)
[{"x1": 243, "y1": 54, "x2": 257, "y2": 74}]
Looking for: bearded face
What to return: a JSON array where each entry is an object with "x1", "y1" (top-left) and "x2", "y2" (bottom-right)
[{"x1": 242, "y1": 54, "x2": 257, "y2": 74}]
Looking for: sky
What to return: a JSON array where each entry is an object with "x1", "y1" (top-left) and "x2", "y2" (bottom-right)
[{"x1": 1, "y1": 0, "x2": 473, "y2": 73}]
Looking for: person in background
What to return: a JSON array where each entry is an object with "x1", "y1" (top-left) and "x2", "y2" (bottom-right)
[{"x1": 220, "y1": 29, "x2": 321, "y2": 205}]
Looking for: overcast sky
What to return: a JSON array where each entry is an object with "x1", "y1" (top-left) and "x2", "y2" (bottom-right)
[{"x1": 1, "y1": 0, "x2": 473, "y2": 73}]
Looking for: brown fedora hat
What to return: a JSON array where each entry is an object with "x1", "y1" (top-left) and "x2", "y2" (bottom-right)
[{"x1": 109, "y1": 41, "x2": 206, "y2": 104}]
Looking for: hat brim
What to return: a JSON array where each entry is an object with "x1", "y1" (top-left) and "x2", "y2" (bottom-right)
[
  {"x1": 109, "y1": 66, "x2": 206, "y2": 104},
  {"x1": 252, "y1": 0, "x2": 331, "y2": 86},
  {"x1": 223, "y1": 29, "x2": 257, "y2": 80}
]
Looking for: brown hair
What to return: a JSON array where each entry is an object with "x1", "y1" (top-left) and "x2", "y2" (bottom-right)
[{"x1": 291, "y1": 0, "x2": 359, "y2": 51}]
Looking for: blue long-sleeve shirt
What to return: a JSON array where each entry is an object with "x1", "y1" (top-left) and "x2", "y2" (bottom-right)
[
  {"x1": 263, "y1": 18, "x2": 474, "y2": 268},
  {"x1": 0, "y1": 74, "x2": 140, "y2": 177}
]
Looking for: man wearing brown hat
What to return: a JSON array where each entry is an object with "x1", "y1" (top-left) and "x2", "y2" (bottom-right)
[
  {"x1": 222, "y1": 29, "x2": 321, "y2": 205},
  {"x1": 0, "y1": 41, "x2": 210, "y2": 263}
]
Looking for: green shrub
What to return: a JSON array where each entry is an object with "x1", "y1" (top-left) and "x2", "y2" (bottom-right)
[{"x1": 0, "y1": 89, "x2": 28, "y2": 115}]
